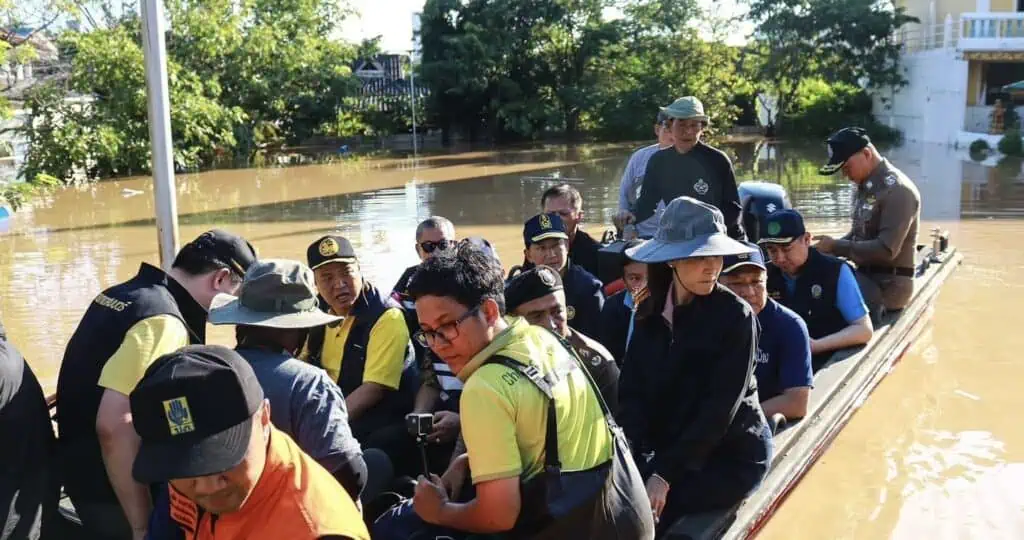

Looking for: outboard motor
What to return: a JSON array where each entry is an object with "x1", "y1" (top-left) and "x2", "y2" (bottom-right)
[{"x1": 739, "y1": 181, "x2": 792, "y2": 243}]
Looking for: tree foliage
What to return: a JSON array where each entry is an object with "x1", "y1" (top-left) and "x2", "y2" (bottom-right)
[
  {"x1": 744, "y1": 0, "x2": 917, "y2": 134},
  {"x1": 419, "y1": 0, "x2": 745, "y2": 143},
  {"x1": 20, "y1": 0, "x2": 361, "y2": 183}
]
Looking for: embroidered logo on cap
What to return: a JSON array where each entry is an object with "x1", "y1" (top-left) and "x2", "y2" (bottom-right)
[
  {"x1": 766, "y1": 202, "x2": 777, "y2": 213},
  {"x1": 538, "y1": 267, "x2": 556, "y2": 286},
  {"x1": 826, "y1": 143, "x2": 834, "y2": 160},
  {"x1": 163, "y1": 397, "x2": 195, "y2": 436},
  {"x1": 767, "y1": 221, "x2": 782, "y2": 236},
  {"x1": 539, "y1": 214, "x2": 552, "y2": 230},
  {"x1": 318, "y1": 238, "x2": 340, "y2": 257},
  {"x1": 694, "y1": 178, "x2": 709, "y2": 196}
]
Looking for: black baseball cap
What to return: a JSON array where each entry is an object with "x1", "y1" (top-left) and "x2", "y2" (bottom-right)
[
  {"x1": 130, "y1": 345, "x2": 265, "y2": 483},
  {"x1": 722, "y1": 241, "x2": 767, "y2": 274},
  {"x1": 505, "y1": 265, "x2": 564, "y2": 312},
  {"x1": 819, "y1": 127, "x2": 871, "y2": 175},
  {"x1": 178, "y1": 230, "x2": 258, "y2": 278},
  {"x1": 523, "y1": 213, "x2": 569, "y2": 248},
  {"x1": 757, "y1": 209, "x2": 806, "y2": 245},
  {"x1": 306, "y1": 235, "x2": 358, "y2": 270}
]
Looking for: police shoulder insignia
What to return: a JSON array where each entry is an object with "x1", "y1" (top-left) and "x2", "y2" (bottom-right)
[
  {"x1": 163, "y1": 397, "x2": 195, "y2": 436},
  {"x1": 885, "y1": 174, "x2": 897, "y2": 186},
  {"x1": 566, "y1": 305, "x2": 576, "y2": 320},
  {"x1": 539, "y1": 214, "x2": 552, "y2": 230},
  {"x1": 318, "y1": 237, "x2": 340, "y2": 257},
  {"x1": 811, "y1": 284, "x2": 823, "y2": 299}
]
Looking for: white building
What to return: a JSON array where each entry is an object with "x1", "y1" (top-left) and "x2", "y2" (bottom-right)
[{"x1": 877, "y1": 0, "x2": 1024, "y2": 147}]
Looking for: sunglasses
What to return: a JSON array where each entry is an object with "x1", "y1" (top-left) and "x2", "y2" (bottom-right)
[{"x1": 419, "y1": 240, "x2": 454, "y2": 254}]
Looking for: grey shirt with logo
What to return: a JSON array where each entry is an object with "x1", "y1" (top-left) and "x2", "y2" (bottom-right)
[
  {"x1": 618, "y1": 143, "x2": 666, "y2": 238},
  {"x1": 236, "y1": 347, "x2": 363, "y2": 472},
  {"x1": 833, "y1": 158, "x2": 921, "y2": 271}
]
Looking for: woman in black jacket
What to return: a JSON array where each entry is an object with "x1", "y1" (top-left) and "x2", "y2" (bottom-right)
[{"x1": 619, "y1": 196, "x2": 772, "y2": 536}]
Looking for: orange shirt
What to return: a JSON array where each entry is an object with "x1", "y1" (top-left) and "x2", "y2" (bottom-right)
[{"x1": 164, "y1": 427, "x2": 368, "y2": 540}]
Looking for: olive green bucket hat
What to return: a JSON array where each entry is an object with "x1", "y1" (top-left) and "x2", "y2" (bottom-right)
[
  {"x1": 209, "y1": 259, "x2": 342, "y2": 329},
  {"x1": 660, "y1": 96, "x2": 709, "y2": 123}
]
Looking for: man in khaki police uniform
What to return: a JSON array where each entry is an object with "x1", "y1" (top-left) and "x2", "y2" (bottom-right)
[{"x1": 814, "y1": 127, "x2": 921, "y2": 314}]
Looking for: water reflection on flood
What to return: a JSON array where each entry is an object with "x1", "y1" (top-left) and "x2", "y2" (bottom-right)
[{"x1": 1, "y1": 139, "x2": 1023, "y2": 537}]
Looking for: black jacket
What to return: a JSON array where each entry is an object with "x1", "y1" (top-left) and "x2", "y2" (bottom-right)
[
  {"x1": 599, "y1": 290, "x2": 632, "y2": 366},
  {"x1": 1, "y1": 323, "x2": 56, "y2": 540},
  {"x1": 569, "y1": 230, "x2": 602, "y2": 283},
  {"x1": 619, "y1": 284, "x2": 767, "y2": 479}
]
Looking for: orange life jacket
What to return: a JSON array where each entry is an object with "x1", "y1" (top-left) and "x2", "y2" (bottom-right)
[{"x1": 166, "y1": 427, "x2": 368, "y2": 540}]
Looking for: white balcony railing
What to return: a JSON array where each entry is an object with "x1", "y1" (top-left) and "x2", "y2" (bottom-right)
[{"x1": 960, "y1": 12, "x2": 1024, "y2": 51}]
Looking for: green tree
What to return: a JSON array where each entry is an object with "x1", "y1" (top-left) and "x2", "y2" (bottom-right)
[
  {"x1": 745, "y1": 0, "x2": 917, "y2": 134},
  {"x1": 20, "y1": 0, "x2": 361, "y2": 183}
]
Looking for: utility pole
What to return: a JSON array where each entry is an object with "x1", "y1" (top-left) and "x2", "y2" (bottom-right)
[{"x1": 140, "y1": 0, "x2": 180, "y2": 269}]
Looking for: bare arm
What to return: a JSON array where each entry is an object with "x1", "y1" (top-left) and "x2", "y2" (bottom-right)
[
  {"x1": 810, "y1": 315, "x2": 873, "y2": 355},
  {"x1": 760, "y1": 387, "x2": 810, "y2": 420},
  {"x1": 413, "y1": 383, "x2": 441, "y2": 414},
  {"x1": 436, "y1": 477, "x2": 521, "y2": 533},
  {"x1": 345, "y1": 382, "x2": 388, "y2": 422},
  {"x1": 97, "y1": 390, "x2": 151, "y2": 538}
]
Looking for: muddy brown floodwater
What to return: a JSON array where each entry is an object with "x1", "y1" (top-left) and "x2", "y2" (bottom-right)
[{"x1": 1, "y1": 140, "x2": 1021, "y2": 537}]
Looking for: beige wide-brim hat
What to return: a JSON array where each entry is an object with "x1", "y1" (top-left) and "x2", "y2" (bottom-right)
[{"x1": 209, "y1": 259, "x2": 342, "y2": 329}]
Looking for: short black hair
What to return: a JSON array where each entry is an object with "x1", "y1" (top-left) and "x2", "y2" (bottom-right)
[
  {"x1": 540, "y1": 183, "x2": 582, "y2": 211},
  {"x1": 172, "y1": 248, "x2": 235, "y2": 277},
  {"x1": 407, "y1": 241, "x2": 506, "y2": 315}
]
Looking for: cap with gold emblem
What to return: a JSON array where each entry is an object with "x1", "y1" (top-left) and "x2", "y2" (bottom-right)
[
  {"x1": 504, "y1": 265, "x2": 565, "y2": 313},
  {"x1": 523, "y1": 212, "x2": 569, "y2": 248},
  {"x1": 306, "y1": 235, "x2": 358, "y2": 270},
  {"x1": 130, "y1": 345, "x2": 265, "y2": 483}
]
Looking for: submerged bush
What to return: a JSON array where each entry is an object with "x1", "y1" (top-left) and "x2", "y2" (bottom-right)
[{"x1": 997, "y1": 130, "x2": 1024, "y2": 156}]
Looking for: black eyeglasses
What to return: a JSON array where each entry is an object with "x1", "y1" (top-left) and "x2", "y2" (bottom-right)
[
  {"x1": 414, "y1": 305, "x2": 480, "y2": 347},
  {"x1": 419, "y1": 240, "x2": 454, "y2": 254}
]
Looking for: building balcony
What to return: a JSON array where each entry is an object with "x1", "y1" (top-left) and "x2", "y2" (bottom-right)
[{"x1": 960, "y1": 12, "x2": 1024, "y2": 52}]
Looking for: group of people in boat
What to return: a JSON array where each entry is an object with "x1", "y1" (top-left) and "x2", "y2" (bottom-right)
[{"x1": 0, "y1": 95, "x2": 922, "y2": 540}]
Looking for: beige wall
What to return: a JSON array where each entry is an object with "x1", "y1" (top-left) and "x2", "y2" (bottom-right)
[
  {"x1": 967, "y1": 60, "x2": 985, "y2": 105},
  {"x1": 900, "y1": 0, "x2": 1021, "y2": 28}
]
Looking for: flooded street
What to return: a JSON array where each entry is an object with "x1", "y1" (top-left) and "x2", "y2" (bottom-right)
[{"x1": 2, "y1": 140, "x2": 1022, "y2": 537}]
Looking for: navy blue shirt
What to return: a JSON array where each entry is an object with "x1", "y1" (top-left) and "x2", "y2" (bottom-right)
[{"x1": 755, "y1": 299, "x2": 813, "y2": 402}]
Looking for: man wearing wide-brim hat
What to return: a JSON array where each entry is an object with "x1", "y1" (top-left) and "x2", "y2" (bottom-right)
[
  {"x1": 209, "y1": 259, "x2": 391, "y2": 503},
  {"x1": 618, "y1": 196, "x2": 772, "y2": 535},
  {"x1": 626, "y1": 96, "x2": 746, "y2": 241}
]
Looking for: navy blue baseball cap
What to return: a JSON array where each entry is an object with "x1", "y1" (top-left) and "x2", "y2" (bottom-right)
[
  {"x1": 757, "y1": 209, "x2": 807, "y2": 245},
  {"x1": 722, "y1": 241, "x2": 766, "y2": 274},
  {"x1": 523, "y1": 213, "x2": 569, "y2": 248},
  {"x1": 820, "y1": 127, "x2": 871, "y2": 175}
]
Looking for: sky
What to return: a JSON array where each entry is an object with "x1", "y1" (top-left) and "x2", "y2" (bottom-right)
[{"x1": 337, "y1": 0, "x2": 753, "y2": 52}]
